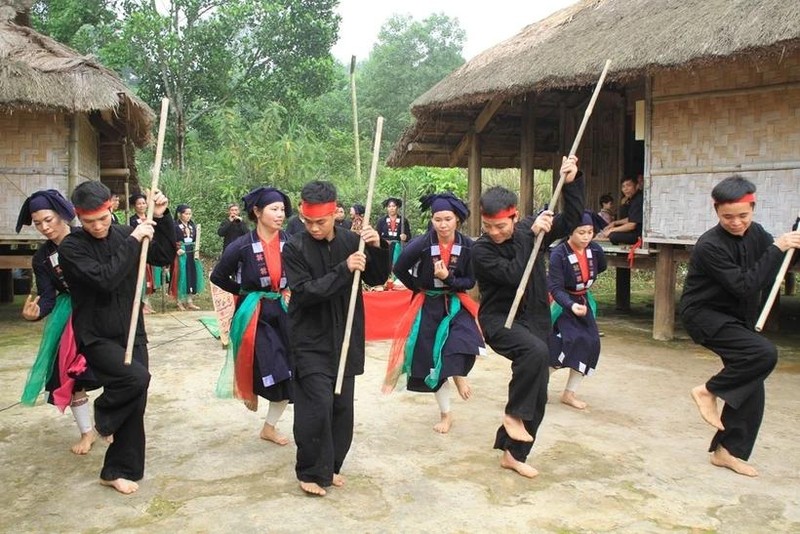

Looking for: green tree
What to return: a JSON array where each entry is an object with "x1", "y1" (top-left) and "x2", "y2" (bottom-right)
[
  {"x1": 359, "y1": 13, "x2": 466, "y2": 151},
  {"x1": 29, "y1": 0, "x2": 116, "y2": 50},
  {"x1": 97, "y1": 0, "x2": 340, "y2": 170}
]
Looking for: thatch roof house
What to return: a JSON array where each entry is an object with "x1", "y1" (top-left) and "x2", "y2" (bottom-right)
[
  {"x1": 388, "y1": 0, "x2": 800, "y2": 339},
  {"x1": 0, "y1": 17, "x2": 154, "y2": 299},
  {"x1": 0, "y1": 19, "x2": 154, "y2": 239}
]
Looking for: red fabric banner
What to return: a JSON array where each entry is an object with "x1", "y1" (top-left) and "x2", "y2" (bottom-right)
[{"x1": 363, "y1": 289, "x2": 414, "y2": 340}]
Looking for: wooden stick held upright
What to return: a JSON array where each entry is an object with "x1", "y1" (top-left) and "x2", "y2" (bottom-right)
[
  {"x1": 124, "y1": 97, "x2": 170, "y2": 365},
  {"x1": 504, "y1": 59, "x2": 611, "y2": 329},
  {"x1": 336, "y1": 116, "x2": 384, "y2": 394},
  {"x1": 755, "y1": 212, "x2": 799, "y2": 332},
  {"x1": 350, "y1": 56, "x2": 362, "y2": 184}
]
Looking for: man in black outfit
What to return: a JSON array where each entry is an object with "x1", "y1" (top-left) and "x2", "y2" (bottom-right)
[
  {"x1": 600, "y1": 176, "x2": 642, "y2": 244},
  {"x1": 471, "y1": 156, "x2": 582, "y2": 478},
  {"x1": 59, "y1": 181, "x2": 176, "y2": 494},
  {"x1": 680, "y1": 175, "x2": 800, "y2": 477},
  {"x1": 282, "y1": 180, "x2": 391, "y2": 496},
  {"x1": 216, "y1": 203, "x2": 249, "y2": 251}
]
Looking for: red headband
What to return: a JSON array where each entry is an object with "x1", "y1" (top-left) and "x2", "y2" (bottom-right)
[
  {"x1": 300, "y1": 201, "x2": 337, "y2": 218},
  {"x1": 74, "y1": 200, "x2": 113, "y2": 217},
  {"x1": 717, "y1": 193, "x2": 756, "y2": 205},
  {"x1": 481, "y1": 207, "x2": 518, "y2": 221}
]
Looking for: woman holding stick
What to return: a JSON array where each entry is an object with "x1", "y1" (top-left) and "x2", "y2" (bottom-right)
[
  {"x1": 210, "y1": 187, "x2": 294, "y2": 445},
  {"x1": 679, "y1": 175, "x2": 800, "y2": 477},
  {"x1": 383, "y1": 192, "x2": 485, "y2": 433},
  {"x1": 17, "y1": 190, "x2": 100, "y2": 454}
]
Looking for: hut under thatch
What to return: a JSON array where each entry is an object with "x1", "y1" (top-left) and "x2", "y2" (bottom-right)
[
  {"x1": 0, "y1": 17, "x2": 154, "y2": 300},
  {"x1": 388, "y1": 0, "x2": 800, "y2": 339}
]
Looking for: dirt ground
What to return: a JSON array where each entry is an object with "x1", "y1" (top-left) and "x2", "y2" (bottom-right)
[{"x1": 1, "y1": 302, "x2": 799, "y2": 533}]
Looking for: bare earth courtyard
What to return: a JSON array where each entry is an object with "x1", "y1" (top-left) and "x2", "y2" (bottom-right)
[{"x1": 1, "y1": 308, "x2": 799, "y2": 533}]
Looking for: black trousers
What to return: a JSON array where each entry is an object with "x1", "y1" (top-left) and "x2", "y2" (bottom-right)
[
  {"x1": 609, "y1": 231, "x2": 640, "y2": 245},
  {"x1": 293, "y1": 373, "x2": 355, "y2": 486},
  {"x1": 82, "y1": 339, "x2": 150, "y2": 481},
  {"x1": 703, "y1": 323, "x2": 777, "y2": 460},
  {"x1": 485, "y1": 319, "x2": 550, "y2": 463}
]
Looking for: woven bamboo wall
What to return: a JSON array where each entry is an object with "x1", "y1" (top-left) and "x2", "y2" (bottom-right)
[
  {"x1": 647, "y1": 52, "x2": 800, "y2": 242},
  {"x1": 77, "y1": 114, "x2": 99, "y2": 181},
  {"x1": 0, "y1": 111, "x2": 70, "y2": 242}
]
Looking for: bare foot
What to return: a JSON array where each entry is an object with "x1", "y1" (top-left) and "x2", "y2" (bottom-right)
[
  {"x1": 381, "y1": 383, "x2": 394, "y2": 395},
  {"x1": 243, "y1": 397, "x2": 258, "y2": 412},
  {"x1": 433, "y1": 412, "x2": 453, "y2": 434},
  {"x1": 260, "y1": 423, "x2": 289, "y2": 445},
  {"x1": 453, "y1": 376, "x2": 472, "y2": 400},
  {"x1": 101, "y1": 433, "x2": 114, "y2": 445},
  {"x1": 187, "y1": 303, "x2": 200, "y2": 311},
  {"x1": 503, "y1": 414, "x2": 533, "y2": 442},
  {"x1": 500, "y1": 450, "x2": 539, "y2": 478},
  {"x1": 691, "y1": 385, "x2": 724, "y2": 431},
  {"x1": 176, "y1": 302, "x2": 186, "y2": 312},
  {"x1": 100, "y1": 478, "x2": 139, "y2": 494},
  {"x1": 710, "y1": 446, "x2": 758, "y2": 477},
  {"x1": 299, "y1": 481, "x2": 326, "y2": 496},
  {"x1": 332, "y1": 474, "x2": 345, "y2": 487},
  {"x1": 71, "y1": 430, "x2": 97, "y2": 455},
  {"x1": 561, "y1": 390, "x2": 587, "y2": 410}
]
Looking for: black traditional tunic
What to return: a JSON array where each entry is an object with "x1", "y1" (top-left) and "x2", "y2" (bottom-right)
[
  {"x1": 392, "y1": 230, "x2": 484, "y2": 392},
  {"x1": 58, "y1": 213, "x2": 175, "y2": 482},
  {"x1": 210, "y1": 230, "x2": 292, "y2": 402},
  {"x1": 283, "y1": 226, "x2": 391, "y2": 486},
  {"x1": 679, "y1": 221, "x2": 787, "y2": 460},
  {"x1": 547, "y1": 241, "x2": 607, "y2": 375},
  {"x1": 472, "y1": 174, "x2": 584, "y2": 463},
  {"x1": 376, "y1": 215, "x2": 412, "y2": 268},
  {"x1": 217, "y1": 217, "x2": 250, "y2": 251},
  {"x1": 171, "y1": 220, "x2": 200, "y2": 298}
]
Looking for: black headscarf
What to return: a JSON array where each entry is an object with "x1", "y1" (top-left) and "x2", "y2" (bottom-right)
[
  {"x1": 16, "y1": 189, "x2": 75, "y2": 233},
  {"x1": 242, "y1": 187, "x2": 293, "y2": 218},
  {"x1": 420, "y1": 192, "x2": 470, "y2": 222}
]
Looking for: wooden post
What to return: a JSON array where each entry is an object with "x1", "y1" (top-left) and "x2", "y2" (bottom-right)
[
  {"x1": 520, "y1": 96, "x2": 536, "y2": 217},
  {"x1": 615, "y1": 267, "x2": 631, "y2": 311},
  {"x1": 653, "y1": 244, "x2": 676, "y2": 340},
  {"x1": 350, "y1": 56, "x2": 361, "y2": 185},
  {"x1": 0, "y1": 270, "x2": 12, "y2": 304},
  {"x1": 467, "y1": 133, "x2": 482, "y2": 238}
]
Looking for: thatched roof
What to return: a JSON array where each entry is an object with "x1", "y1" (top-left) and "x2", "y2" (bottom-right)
[
  {"x1": 0, "y1": 20, "x2": 153, "y2": 146},
  {"x1": 388, "y1": 0, "x2": 800, "y2": 167}
]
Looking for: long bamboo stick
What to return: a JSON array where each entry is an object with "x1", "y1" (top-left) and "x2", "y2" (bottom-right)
[
  {"x1": 124, "y1": 97, "x2": 169, "y2": 365},
  {"x1": 755, "y1": 212, "x2": 800, "y2": 332},
  {"x1": 350, "y1": 56, "x2": 361, "y2": 184},
  {"x1": 504, "y1": 59, "x2": 611, "y2": 329},
  {"x1": 336, "y1": 116, "x2": 384, "y2": 394}
]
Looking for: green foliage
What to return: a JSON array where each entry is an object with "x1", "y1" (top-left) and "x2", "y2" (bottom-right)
[
  {"x1": 30, "y1": 0, "x2": 115, "y2": 49},
  {"x1": 357, "y1": 13, "x2": 466, "y2": 151}
]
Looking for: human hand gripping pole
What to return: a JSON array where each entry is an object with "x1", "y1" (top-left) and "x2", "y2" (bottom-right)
[
  {"x1": 755, "y1": 211, "x2": 800, "y2": 332},
  {"x1": 124, "y1": 97, "x2": 169, "y2": 365},
  {"x1": 336, "y1": 116, "x2": 383, "y2": 394},
  {"x1": 503, "y1": 59, "x2": 612, "y2": 329}
]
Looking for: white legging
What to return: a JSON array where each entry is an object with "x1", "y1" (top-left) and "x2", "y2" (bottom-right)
[
  {"x1": 434, "y1": 381, "x2": 451, "y2": 414},
  {"x1": 265, "y1": 399, "x2": 289, "y2": 426},
  {"x1": 550, "y1": 367, "x2": 585, "y2": 392}
]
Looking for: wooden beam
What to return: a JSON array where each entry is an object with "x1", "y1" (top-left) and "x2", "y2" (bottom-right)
[
  {"x1": 0, "y1": 256, "x2": 32, "y2": 269},
  {"x1": 100, "y1": 168, "x2": 131, "y2": 178},
  {"x1": 407, "y1": 143, "x2": 452, "y2": 154},
  {"x1": 653, "y1": 244, "x2": 677, "y2": 340},
  {"x1": 519, "y1": 96, "x2": 535, "y2": 217},
  {"x1": 449, "y1": 96, "x2": 504, "y2": 167},
  {"x1": 467, "y1": 133, "x2": 482, "y2": 237}
]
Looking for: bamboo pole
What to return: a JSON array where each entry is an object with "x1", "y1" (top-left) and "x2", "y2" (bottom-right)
[
  {"x1": 504, "y1": 60, "x2": 611, "y2": 329},
  {"x1": 336, "y1": 116, "x2": 383, "y2": 394},
  {"x1": 755, "y1": 213, "x2": 800, "y2": 332},
  {"x1": 195, "y1": 223, "x2": 201, "y2": 256},
  {"x1": 124, "y1": 97, "x2": 169, "y2": 365},
  {"x1": 350, "y1": 56, "x2": 361, "y2": 184}
]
